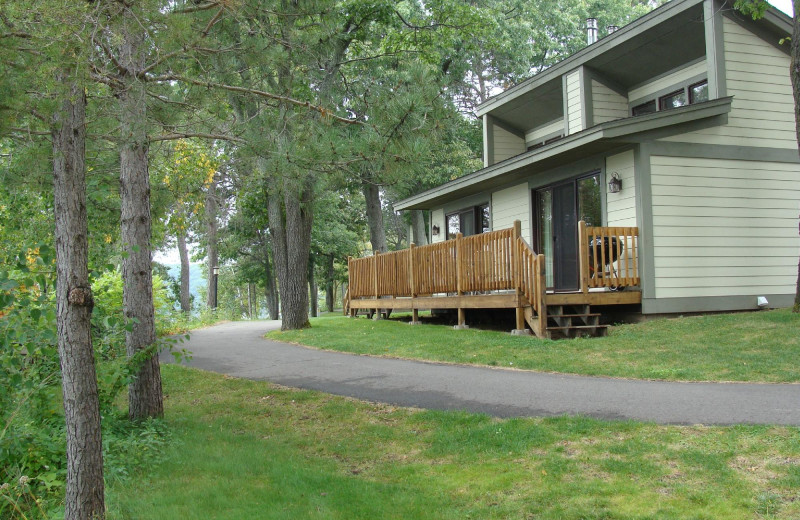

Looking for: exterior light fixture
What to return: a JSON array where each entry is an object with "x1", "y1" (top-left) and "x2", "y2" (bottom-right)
[
  {"x1": 608, "y1": 172, "x2": 622, "y2": 193},
  {"x1": 432, "y1": 225, "x2": 440, "y2": 236}
]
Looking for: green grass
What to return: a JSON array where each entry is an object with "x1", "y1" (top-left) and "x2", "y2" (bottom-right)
[
  {"x1": 107, "y1": 365, "x2": 800, "y2": 519},
  {"x1": 266, "y1": 309, "x2": 800, "y2": 382}
]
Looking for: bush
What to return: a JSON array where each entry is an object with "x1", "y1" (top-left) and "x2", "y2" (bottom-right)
[{"x1": 1, "y1": 250, "x2": 177, "y2": 519}]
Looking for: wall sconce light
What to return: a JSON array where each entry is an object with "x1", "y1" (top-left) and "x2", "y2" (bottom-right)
[
  {"x1": 432, "y1": 225, "x2": 440, "y2": 236},
  {"x1": 608, "y1": 172, "x2": 622, "y2": 193}
]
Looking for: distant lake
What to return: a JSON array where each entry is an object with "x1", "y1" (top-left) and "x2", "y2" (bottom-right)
[{"x1": 163, "y1": 263, "x2": 206, "y2": 307}]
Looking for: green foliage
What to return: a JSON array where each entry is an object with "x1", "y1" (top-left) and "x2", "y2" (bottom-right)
[
  {"x1": 0, "y1": 247, "x2": 183, "y2": 518},
  {"x1": 734, "y1": 0, "x2": 772, "y2": 20}
]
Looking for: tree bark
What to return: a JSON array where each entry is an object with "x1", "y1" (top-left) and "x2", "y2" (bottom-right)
[
  {"x1": 264, "y1": 246, "x2": 280, "y2": 320},
  {"x1": 308, "y1": 260, "x2": 318, "y2": 317},
  {"x1": 267, "y1": 177, "x2": 313, "y2": 330},
  {"x1": 411, "y1": 209, "x2": 428, "y2": 246},
  {"x1": 118, "y1": 6, "x2": 162, "y2": 420},
  {"x1": 53, "y1": 73, "x2": 105, "y2": 520},
  {"x1": 362, "y1": 179, "x2": 388, "y2": 254},
  {"x1": 792, "y1": 3, "x2": 800, "y2": 312},
  {"x1": 177, "y1": 231, "x2": 191, "y2": 314},
  {"x1": 325, "y1": 254, "x2": 335, "y2": 312},
  {"x1": 206, "y1": 170, "x2": 219, "y2": 309},
  {"x1": 248, "y1": 282, "x2": 256, "y2": 318}
]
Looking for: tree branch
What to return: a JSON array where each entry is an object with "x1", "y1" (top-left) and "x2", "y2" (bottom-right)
[
  {"x1": 156, "y1": 75, "x2": 367, "y2": 126},
  {"x1": 149, "y1": 132, "x2": 246, "y2": 144},
  {"x1": 172, "y1": 2, "x2": 221, "y2": 14}
]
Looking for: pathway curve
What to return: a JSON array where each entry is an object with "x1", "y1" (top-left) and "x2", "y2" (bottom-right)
[{"x1": 164, "y1": 320, "x2": 800, "y2": 426}]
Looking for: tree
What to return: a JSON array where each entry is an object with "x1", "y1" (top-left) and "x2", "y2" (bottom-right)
[
  {"x1": 2, "y1": 3, "x2": 106, "y2": 517},
  {"x1": 153, "y1": 139, "x2": 220, "y2": 313},
  {"x1": 52, "y1": 66, "x2": 106, "y2": 520}
]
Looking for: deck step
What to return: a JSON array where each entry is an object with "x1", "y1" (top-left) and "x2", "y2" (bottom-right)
[
  {"x1": 546, "y1": 324, "x2": 609, "y2": 339},
  {"x1": 544, "y1": 303, "x2": 607, "y2": 339},
  {"x1": 546, "y1": 325, "x2": 609, "y2": 333}
]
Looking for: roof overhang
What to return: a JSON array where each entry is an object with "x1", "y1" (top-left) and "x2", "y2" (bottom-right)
[
  {"x1": 396, "y1": 97, "x2": 733, "y2": 211},
  {"x1": 475, "y1": 0, "x2": 707, "y2": 118},
  {"x1": 475, "y1": 0, "x2": 790, "y2": 127}
]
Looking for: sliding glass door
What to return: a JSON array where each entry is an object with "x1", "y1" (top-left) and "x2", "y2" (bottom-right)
[{"x1": 535, "y1": 172, "x2": 601, "y2": 291}]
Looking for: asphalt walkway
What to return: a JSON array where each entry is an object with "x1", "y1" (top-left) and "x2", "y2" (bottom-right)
[{"x1": 165, "y1": 320, "x2": 800, "y2": 426}]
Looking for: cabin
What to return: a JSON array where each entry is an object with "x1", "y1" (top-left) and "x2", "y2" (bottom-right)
[{"x1": 345, "y1": 0, "x2": 800, "y2": 338}]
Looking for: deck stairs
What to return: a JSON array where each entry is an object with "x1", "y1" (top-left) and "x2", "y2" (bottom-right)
[{"x1": 525, "y1": 304, "x2": 607, "y2": 339}]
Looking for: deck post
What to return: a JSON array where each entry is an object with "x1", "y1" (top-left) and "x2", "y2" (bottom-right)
[
  {"x1": 409, "y1": 243, "x2": 421, "y2": 325},
  {"x1": 536, "y1": 253, "x2": 547, "y2": 337},
  {"x1": 511, "y1": 220, "x2": 528, "y2": 334},
  {"x1": 373, "y1": 252, "x2": 382, "y2": 320},
  {"x1": 454, "y1": 233, "x2": 468, "y2": 330},
  {"x1": 578, "y1": 221, "x2": 589, "y2": 295},
  {"x1": 345, "y1": 257, "x2": 352, "y2": 316}
]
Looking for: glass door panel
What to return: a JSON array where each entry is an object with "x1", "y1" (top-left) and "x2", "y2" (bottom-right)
[
  {"x1": 536, "y1": 190, "x2": 554, "y2": 287},
  {"x1": 552, "y1": 183, "x2": 578, "y2": 291}
]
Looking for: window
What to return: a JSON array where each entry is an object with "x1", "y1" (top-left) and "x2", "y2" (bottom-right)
[
  {"x1": 689, "y1": 80, "x2": 709, "y2": 104},
  {"x1": 631, "y1": 78, "x2": 708, "y2": 116},
  {"x1": 631, "y1": 100, "x2": 656, "y2": 116},
  {"x1": 446, "y1": 204, "x2": 490, "y2": 239},
  {"x1": 527, "y1": 134, "x2": 564, "y2": 151},
  {"x1": 659, "y1": 89, "x2": 687, "y2": 110}
]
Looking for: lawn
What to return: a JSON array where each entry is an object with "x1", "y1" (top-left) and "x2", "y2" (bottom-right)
[
  {"x1": 106, "y1": 365, "x2": 800, "y2": 519},
  {"x1": 266, "y1": 309, "x2": 800, "y2": 383}
]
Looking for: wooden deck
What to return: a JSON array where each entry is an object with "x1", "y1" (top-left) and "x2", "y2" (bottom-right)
[{"x1": 345, "y1": 221, "x2": 641, "y2": 338}]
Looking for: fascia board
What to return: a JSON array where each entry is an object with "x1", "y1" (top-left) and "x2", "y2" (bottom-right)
[{"x1": 475, "y1": 0, "x2": 705, "y2": 118}]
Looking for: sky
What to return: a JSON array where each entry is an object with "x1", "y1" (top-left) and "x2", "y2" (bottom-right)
[{"x1": 770, "y1": 0, "x2": 793, "y2": 15}]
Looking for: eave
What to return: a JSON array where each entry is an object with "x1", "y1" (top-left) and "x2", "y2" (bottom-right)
[
  {"x1": 475, "y1": 0, "x2": 790, "y2": 122},
  {"x1": 396, "y1": 97, "x2": 733, "y2": 211},
  {"x1": 475, "y1": 0, "x2": 706, "y2": 118}
]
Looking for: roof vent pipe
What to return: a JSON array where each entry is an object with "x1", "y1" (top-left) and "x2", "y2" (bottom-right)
[
  {"x1": 587, "y1": 18, "x2": 598, "y2": 45},
  {"x1": 607, "y1": 25, "x2": 619, "y2": 34}
]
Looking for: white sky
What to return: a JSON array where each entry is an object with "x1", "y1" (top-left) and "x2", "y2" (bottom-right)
[{"x1": 770, "y1": 0, "x2": 793, "y2": 16}]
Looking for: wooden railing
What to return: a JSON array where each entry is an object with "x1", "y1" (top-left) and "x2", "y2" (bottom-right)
[
  {"x1": 346, "y1": 222, "x2": 546, "y2": 313},
  {"x1": 345, "y1": 221, "x2": 639, "y2": 320},
  {"x1": 578, "y1": 221, "x2": 640, "y2": 291}
]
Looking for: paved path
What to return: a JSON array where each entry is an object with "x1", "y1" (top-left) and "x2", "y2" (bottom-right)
[{"x1": 165, "y1": 320, "x2": 800, "y2": 426}]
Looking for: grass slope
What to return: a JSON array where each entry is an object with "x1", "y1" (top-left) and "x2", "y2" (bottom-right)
[
  {"x1": 267, "y1": 309, "x2": 800, "y2": 382},
  {"x1": 107, "y1": 365, "x2": 800, "y2": 519}
]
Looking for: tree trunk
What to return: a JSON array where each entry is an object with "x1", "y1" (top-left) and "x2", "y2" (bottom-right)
[
  {"x1": 309, "y1": 260, "x2": 318, "y2": 317},
  {"x1": 177, "y1": 231, "x2": 191, "y2": 314},
  {"x1": 267, "y1": 177, "x2": 313, "y2": 330},
  {"x1": 362, "y1": 179, "x2": 387, "y2": 254},
  {"x1": 53, "y1": 73, "x2": 105, "y2": 520},
  {"x1": 118, "y1": 7, "x2": 162, "y2": 420},
  {"x1": 325, "y1": 254, "x2": 335, "y2": 312},
  {"x1": 411, "y1": 209, "x2": 428, "y2": 246},
  {"x1": 206, "y1": 171, "x2": 219, "y2": 309},
  {"x1": 792, "y1": 4, "x2": 800, "y2": 312},
  {"x1": 248, "y1": 282, "x2": 257, "y2": 318},
  {"x1": 264, "y1": 248, "x2": 280, "y2": 320}
]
